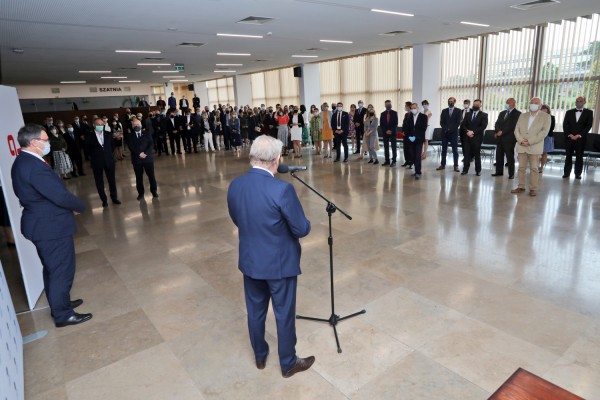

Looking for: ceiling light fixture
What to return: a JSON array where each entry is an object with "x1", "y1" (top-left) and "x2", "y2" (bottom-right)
[
  {"x1": 101, "y1": 76, "x2": 127, "y2": 79},
  {"x1": 217, "y1": 52, "x2": 251, "y2": 56},
  {"x1": 170, "y1": 79, "x2": 189, "y2": 82},
  {"x1": 214, "y1": 70, "x2": 236, "y2": 73},
  {"x1": 217, "y1": 33, "x2": 263, "y2": 39},
  {"x1": 370, "y1": 8, "x2": 414, "y2": 17},
  {"x1": 460, "y1": 21, "x2": 490, "y2": 27},
  {"x1": 119, "y1": 80, "x2": 141, "y2": 83},
  {"x1": 79, "y1": 70, "x2": 112, "y2": 73},
  {"x1": 137, "y1": 63, "x2": 171, "y2": 66},
  {"x1": 115, "y1": 50, "x2": 161, "y2": 54},
  {"x1": 292, "y1": 55, "x2": 319, "y2": 58},
  {"x1": 152, "y1": 70, "x2": 179, "y2": 73},
  {"x1": 320, "y1": 39, "x2": 353, "y2": 44},
  {"x1": 216, "y1": 63, "x2": 243, "y2": 66},
  {"x1": 60, "y1": 81, "x2": 86, "y2": 84},
  {"x1": 163, "y1": 76, "x2": 184, "y2": 78}
]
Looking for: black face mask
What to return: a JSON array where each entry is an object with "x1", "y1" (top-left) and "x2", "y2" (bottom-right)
[
  {"x1": 448, "y1": 102, "x2": 455, "y2": 107},
  {"x1": 472, "y1": 106, "x2": 480, "y2": 112},
  {"x1": 133, "y1": 126, "x2": 142, "y2": 133}
]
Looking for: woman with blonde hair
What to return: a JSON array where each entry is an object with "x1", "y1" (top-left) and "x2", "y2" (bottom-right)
[
  {"x1": 364, "y1": 106, "x2": 379, "y2": 164},
  {"x1": 320, "y1": 102, "x2": 334, "y2": 158}
]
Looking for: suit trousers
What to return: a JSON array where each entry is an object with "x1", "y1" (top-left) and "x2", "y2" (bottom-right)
[
  {"x1": 462, "y1": 135, "x2": 482, "y2": 173},
  {"x1": 355, "y1": 125, "x2": 364, "y2": 153},
  {"x1": 402, "y1": 137, "x2": 412, "y2": 165},
  {"x1": 223, "y1": 126, "x2": 231, "y2": 150},
  {"x1": 169, "y1": 132, "x2": 181, "y2": 154},
  {"x1": 517, "y1": 152, "x2": 540, "y2": 191},
  {"x1": 92, "y1": 164, "x2": 117, "y2": 203},
  {"x1": 333, "y1": 132, "x2": 349, "y2": 161},
  {"x1": 440, "y1": 130, "x2": 459, "y2": 167},
  {"x1": 182, "y1": 130, "x2": 192, "y2": 153},
  {"x1": 243, "y1": 275, "x2": 297, "y2": 372},
  {"x1": 133, "y1": 161, "x2": 157, "y2": 196},
  {"x1": 383, "y1": 133, "x2": 397, "y2": 163},
  {"x1": 156, "y1": 134, "x2": 168, "y2": 155},
  {"x1": 68, "y1": 150, "x2": 84, "y2": 176},
  {"x1": 495, "y1": 138, "x2": 516, "y2": 176},
  {"x1": 33, "y1": 236, "x2": 76, "y2": 323},
  {"x1": 564, "y1": 136, "x2": 586, "y2": 177},
  {"x1": 407, "y1": 141, "x2": 424, "y2": 174}
]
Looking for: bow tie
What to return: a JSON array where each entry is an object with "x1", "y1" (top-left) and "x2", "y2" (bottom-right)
[{"x1": 576, "y1": 110, "x2": 582, "y2": 112}]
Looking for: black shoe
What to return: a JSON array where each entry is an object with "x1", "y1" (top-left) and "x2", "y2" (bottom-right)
[
  {"x1": 112, "y1": 199, "x2": 122, "y2": 205},
  {"x1": 505, "y1": 163, "x2": 509, "y2": 167},
  {"x1": 102, "y1": 201, "x2": 108, "y2": 208},
  {"x1": 491, "y1": 173, "x2": 503, "y2": 177},
  {"x1": 334, "y1": 159, "x2": 340, "y2": 163},
  {"x1": 282, "y1": 356, "x2": 316, "y2": 378},
  {"x1": 373, "y1": 160, "x2": 379, "y2": 165},
  {"x1": 137, "y1": 195, "x2": 144, "y2": 200},
  {"x1": 390, "y1": 162, "x2": 396, "y2": 167},
  {"x1": 382, "y1": 161, "x2": 390, "y2": 166},
  {"x1": 71, "y1": 299, "x2": 83, "y2": 309},
  {"x1": 368, "y1": 159, "x2": 374, "y2": 164},
  {"x1": 407, "y1": 164, "x2": 413, "y2": 169},
  {"x1": 576, "y1": 176, "x2": 582, "y2": 180},
  {"x1": 476, "y1": 172, "x2": 481, "y2": 176},
  {"x1": 509, "y1": 175, "x2": 514, "y2": 179},
  {"x1": 562, "y1": 175, "x2": 569, "y2": 179},
  {"x1": 343, "y1": 159, "x2": 348, "y2": 163},
  {"x1": 152, "y1": 193, "x2": 159, "y2": 198},
  {"x1": 400, "y1": 162, "x2": 409, "y2": 167},
  {"x1": 55, "y1": 313, "x2": 93, "y2": 328},
  {"x1": 461, "y1": 171, "x2": 468, "y2": 175}
]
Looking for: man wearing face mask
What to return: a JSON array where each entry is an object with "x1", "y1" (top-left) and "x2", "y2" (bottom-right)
[
  {"x1": 402, "y1": 103, "x2": 429, "y2": 179},
  {"x1": 127, "y1": 118, "x2": 158, "y2": 200},
  {"x1": 12, "y1": 124, "x2": 92, "y2": 327},
  {"x1": 563, "y1": 96, "x2": 594, "y2": 180},
  {"x1": 331, "y1": 102, "x2": 350, "y2": 163},
  {"x1": 180, "y1": 96, "x2": 189, "y2": 114},
  {"x1": 511, "y1": 97, "x2": 551, "y2": 196},
  {"x1": 459, "y1": 99, "x2": 488, "y2": 176},
  {"x1": 492, "y1": 98, "x2": 521, "y2": 179},
  {"x1": 64, "y1": 123, "x2": 85, "y2": 177},
  {"x1": 167, "y1": 111, "x2": 182, "y2": 155},
  {"x1": 85, "y1": 118, "x2": 121, "y2": 207},
  {"x1": 437, "y1": 97, "x2": 462, "y2": 172},
  {"x1": 353, "y1": 100, "x2": 367, "y2": 155},
  {"x1": 380, "y1": 100, "x2": 399, "y2": 167},
  {"x1": 168, "y1": 92, "x2": 177, "y2": 111}
]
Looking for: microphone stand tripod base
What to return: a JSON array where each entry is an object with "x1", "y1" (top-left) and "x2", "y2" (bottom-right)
[{"x1": 297, "y1": 309, "x2": 366, "y2": 353}]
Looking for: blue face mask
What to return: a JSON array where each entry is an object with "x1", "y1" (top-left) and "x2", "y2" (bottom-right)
[
  {"x1": 411, "y1": 109, "x2": 418, "y2": 115},
  {"x1": 385, "y1": 105, "x2": 392, "y2": 110},
  {"x1": 95, "y1": 125, "x2": 104, "y2": 132},
  {"x1": 505, "y1": 104, "x2": 510, "y2": 110},
  {"x1": 36, "y1": 139, "x2": 51, "y2": 156}
]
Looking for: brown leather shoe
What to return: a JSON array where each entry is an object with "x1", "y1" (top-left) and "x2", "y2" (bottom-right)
[
  {"x1": 282, "y1": 356, "x2": 315, "y2": 378},
  {"x1": 529, "y1": 190, "x2": 537, "y2": 197},
  {"x1": 256, "y1": 351, "x2": 269, "y2": 370},
  {"x1": 453, "y1": 167, "x2": 460, "y2": 172},
  {"x1": 436, "y1": 165, "x2": 445, "y2": 171},
  {"x1": 511, "y1": 188, "x2": 525, "y2": 194}
]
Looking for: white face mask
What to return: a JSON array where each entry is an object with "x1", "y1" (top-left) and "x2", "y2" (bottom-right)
[
  {"x1": 67, "y1": 128, "x2": 74, "y2": 133},
  {"x1": 36, "y1": 139, "x2": 51, "y2": 156},
  {"x1": 529, "y1": 104, "x2": 540, "y2": 112}
]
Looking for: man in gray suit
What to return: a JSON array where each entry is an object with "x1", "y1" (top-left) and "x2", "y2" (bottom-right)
[{"x1": 492, "y1": 97, "x2": 521, "y2": 179}]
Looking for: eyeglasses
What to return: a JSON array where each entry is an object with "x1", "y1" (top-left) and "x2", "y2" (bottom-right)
[{"x1": 33, "y1": 138, "x2": 49, "y2": 143}]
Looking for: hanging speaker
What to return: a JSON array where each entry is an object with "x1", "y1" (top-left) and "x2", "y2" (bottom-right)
[
  {"x1": 293, "y1": 66, "x2": 302, "y2": 78},
  {"x1": 187, "y1": 84, "x2": 195, "y2": 91}
]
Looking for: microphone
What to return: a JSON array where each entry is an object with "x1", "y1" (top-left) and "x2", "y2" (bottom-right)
[{"x1": 277, "y1": 164, "x2": 307, "y2": 173}]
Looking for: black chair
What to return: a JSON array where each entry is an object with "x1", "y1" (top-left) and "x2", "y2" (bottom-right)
[
  {"x1": 584, "y1": 133, "x2": 600, "y2": 171},
  {"x1": 429, "y1": 128, "x2": 442, "y2": 152},
  {"x1": 549, "y1": 132, "x2": 566, "y2": 156},
  {"x1": 480, "y1": 130, "x2": 497, "y2": 164}
]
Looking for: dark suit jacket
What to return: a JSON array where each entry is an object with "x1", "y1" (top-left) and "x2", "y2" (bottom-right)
[
  {"x1": 460, "y1": 111, "x2": 489, "y2": 137},
  {"x1": 494, "y1": 108, "x2": 521, "y2": 143},
  {"x1": 168, "y1": 96, "x2": 177, "y2": 110},
  {"x1": 227, "y1": 168, "x2": 311, "y2": 279},
  {"x1": 563, "y1": 108, "x2": 594, "y2": 138},
  {"x1": 62, "y1": 130, "x2": 80, "y2": 153},
  {"x1": 353, "y1": 107, "x2": 367, "y2": 132},
  {"x1": 85, "y1": 131, "x2": 116, "y2": 169},
  {"x1": 138, "y1": 100, "x2": 149, "y2": 107},
  {"x1": 192, "y1": 97, "x2": 200, "y2": 108},
  {"x1": 402, "y1": 113, "x2": 429, "y2": 143},
  {"x1": 440, "y1": 107, "x2": 462, "y2": 134},
  {"x1": 379, "y1": 109, "x2": 399, "y2": 136},
  {"x1": 166, "y1": 117, "x2": 180, "y2": 134},
  {"x1": 331, "y1": 111, "x2": 349, "y2": 135},
  {"x1": 179, "y1": 98, "x2": 190, "y2": 110},
  {"x1": 11, "y1": 151, "x2": 85, "y2": 241},
  {"x1": 143, "y1": 117, "x2": 154, "y2": 136},
  {"x1": 127, "y1": 131, "x2": 154, "y2": 163}
]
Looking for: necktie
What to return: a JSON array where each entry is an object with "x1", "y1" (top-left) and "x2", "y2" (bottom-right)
[
  {"x1": 504, "y1": 110, "x2": 510, "y2": 120},
  {"x1": 449, "y1": 108, "x2": 453, "y2": 116},
  {"x1": 137, "y1": 132, "x2": 141, "y2": 139},
  {"x1": 338, "y1": 112, "x2": 341, "y2": 128},
  {"x1": 387, "y1": 111, "x2": 390, "y2": 123},
  {"x1": 471, "y1": 112, "x2": 477, "y2": 124}
]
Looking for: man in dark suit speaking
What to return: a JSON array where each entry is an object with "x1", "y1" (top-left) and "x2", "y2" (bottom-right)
[
  {"x1": 227, "y1": 135, "x2": 315, "y2": 378},
  {"x1": 11, "y1": 124, "x2": 92, "y2": 327}
]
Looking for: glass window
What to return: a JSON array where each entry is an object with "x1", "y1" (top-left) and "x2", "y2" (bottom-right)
[{"x1": 439, "y1": 38, "x2": 481, "y2": 109}]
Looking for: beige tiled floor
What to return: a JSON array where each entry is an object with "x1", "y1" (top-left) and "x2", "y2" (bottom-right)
[{"x1": 12, "y1": 146, "x2": 600, "y2": 399}]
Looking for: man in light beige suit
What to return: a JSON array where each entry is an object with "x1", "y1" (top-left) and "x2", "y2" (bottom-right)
[{"x1": 511, "y1": 97, "x2": 551, "y2": 197}]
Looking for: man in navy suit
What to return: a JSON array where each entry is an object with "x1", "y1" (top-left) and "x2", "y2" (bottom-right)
[
  {"x1": 436, "y1": 97, "x2": 462, "y2": 172},
  {"x1": 460, "y1": 99, "x2": 489, "y2": 176},
  {"x1": 380, "y1": 100, "x2": 399, "y2": 167},
  {"x1": 11, "y1": 124, "x2": 92, "y2": 327},
  {"x1": 85, "y1": 118, "x2": 121, "y2": 207},
  {"x1": 331, "y1": 102, "x2": 350, "y2": 162},
  {"x1": 227, "y1": 135, "x2": 315, "y2": 378},
  {"x1": 353, "y1": 100, "x2": 367, "y2": 154},
  {"x1": 563, "y1": 96, "x2": 594, "y2": 179},
  {"x1": 127, "y1": 118, "x2": 158, "y2": 200},
  {"x1": 403, "y1": 103, "x2": 429, "y2": 179}
]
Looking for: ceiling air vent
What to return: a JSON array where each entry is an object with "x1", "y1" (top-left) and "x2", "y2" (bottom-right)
[
  {"x1": 119, "y1": 67, "x2": 137, "y2": 70},
  {"x1": 237, "y1": 16, "x2": 274, "y2": 25},
  {"x1": 254, "y1": 59, "x2": 270, "y2": 62},
  {"x1": 177, "y1": 42, "x2": 205, "y2": 47},
  {"x1": 510, "y1": 0, "x2": 560, "y2": 11},
  {"x1": 143, "y1": 57, "x2": 165, "y2": 60},
  {"x1": 379, "y1": 31, "x2": 411, "y2": 37}
]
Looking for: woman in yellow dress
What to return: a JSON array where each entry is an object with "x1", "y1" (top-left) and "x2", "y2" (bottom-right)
[{"x1": 320, "y1": 102, "x2": 334, "y2": 158}]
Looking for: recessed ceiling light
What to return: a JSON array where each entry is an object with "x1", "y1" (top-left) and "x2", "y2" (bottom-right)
[
  {"x1": 216, "y1": 63, "x2": 243, "y2": 66},
  {"x1": 163, "y1": 76, "x2": 184, "y2": 78},
  {"x1": 167, "y1": 27, "x2": 178, "y2": 31},
  {"x1": 137, "y1": 63, "x2": 171, "y2": 66},
  {"x1": 170, "y1": 79, "x2": 189, "y2": 82},
  {"x1": 320, "y1": 39, "x2": 353, "y2": 44},
  {"x1": 79, "y1": 70, "x2": 112, "y2": 73},
  {"x1": 152, "y1": 70, "x2": 179, "y2": 73},
  {"x1": 12, "y1": 48, "x2": 24, "y2": 54},
  {"x1": 214, "y1": 70, "x2": 236, "y2": 73},
  {"x1": 460, "y1": 21, "x2": 490, "y2": 27},
  {"x1": 292, "y1": 55, "x2": 319, "y2": 58},
  {"x1": 217, "y1": 52, "x2": 251, "y2": 56},
  {"x1": 119, "y1": 80, "x2": 141, "y2": 83},
  {"x1": 371, "y1": 8, "x2": 414, "y2": 17},
  {"x1": 115, "y1": 50, "x2": 161, "y2": 54},
  {"x1": 217, "y1": 33, "x2": 263, "y2": 39},
  {"x1": 60, "y1": 81, "x2": 86, "y2": 84},
  {"x1": 101, "y1": 76, "x2": 127, "y2": 79}
]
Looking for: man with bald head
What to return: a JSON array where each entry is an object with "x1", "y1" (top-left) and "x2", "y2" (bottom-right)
[
  {"x1": 85, "y1": 118, "x2": 121, "y2": 207},
  {"x1": 492, "y1": 97, "x2": 521, "y2": 179},
  {"x1": 563, "y1": 96, "x2": 594, "y2": 180},
  {"x1": 127, "y1": 118, "x2": 158, "y2": 200},
  {"x1": 511, "y1": 97, "x2": 551, "y2": 197}
]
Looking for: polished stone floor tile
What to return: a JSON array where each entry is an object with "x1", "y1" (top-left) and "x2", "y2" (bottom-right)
[{"x1": 542, "y1": 357, "x2": 600, "y2": 399}]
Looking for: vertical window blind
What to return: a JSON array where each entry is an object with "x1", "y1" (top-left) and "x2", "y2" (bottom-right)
[{"x1": 439, "y1": 37, "x2": 481, "y2": 107}]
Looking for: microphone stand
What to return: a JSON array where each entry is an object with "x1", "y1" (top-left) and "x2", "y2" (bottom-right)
[{"x1": 291, "y1": 171, "x2": 366, "y2": 353}]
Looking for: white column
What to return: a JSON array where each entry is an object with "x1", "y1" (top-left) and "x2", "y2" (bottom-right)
[
  {"x1": 412, "y1": 44, "x2": 441, "y2": 127},
  {"x1": 164, "y1": 82, "x2": 175, "y2": 104},
  {"x1": 195, "y1": 81, "x2": 209, "y2": 108},
  {"x1": 299, "y1": 64, "x2": 321, "y2": 109},
  {"x1": 233, "y1": 75, "x2": 252, "y2": 107}
]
